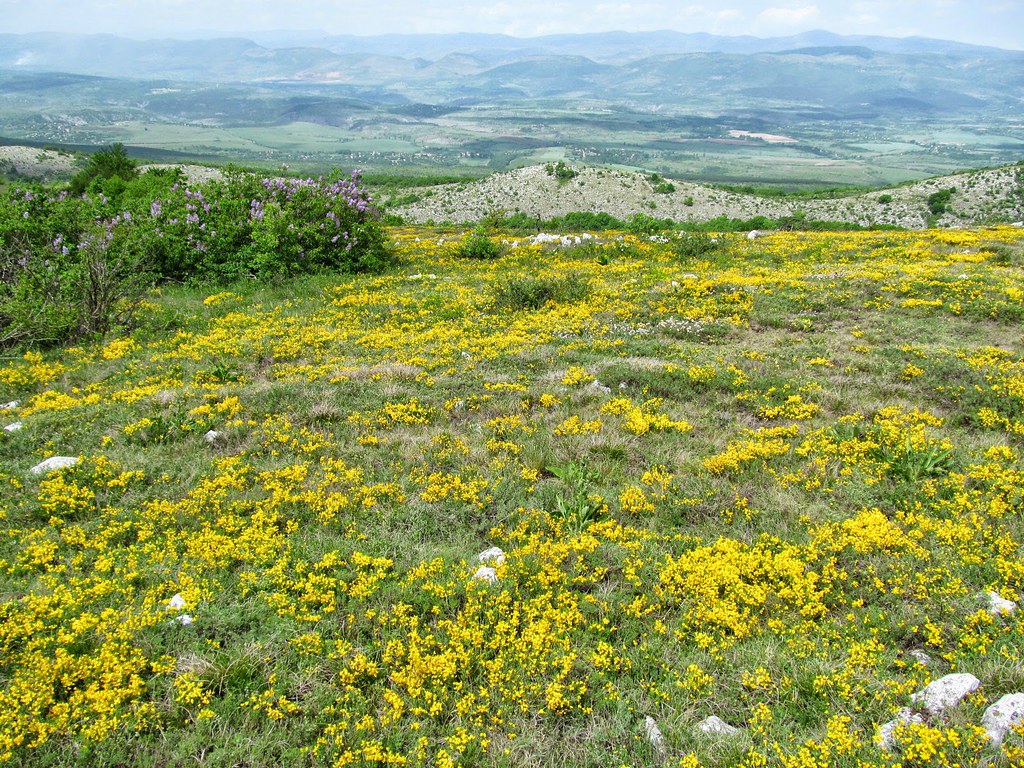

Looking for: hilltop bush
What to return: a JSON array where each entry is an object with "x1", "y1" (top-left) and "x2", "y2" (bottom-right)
[{"x1": 69, "y1": 143, "x2": 138, "y2": 196}]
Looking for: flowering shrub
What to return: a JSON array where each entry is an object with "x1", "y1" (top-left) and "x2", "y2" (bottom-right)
[
  {"x1": 0, "y1": 169, "x2": 390, "y2": 347},
  {"x1": 148, "y1": 170, "x2": 390, "y2": 281}
]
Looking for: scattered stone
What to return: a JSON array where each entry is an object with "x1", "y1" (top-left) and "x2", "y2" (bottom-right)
[
  {"x1": 877, "y1": 707, "x2": 925, "y2": 749},
  {"x1": 154, "y1": 390, "x2": 176, "y2": 406},
  {"x1": 204, "y1": 430, "x2": 222, "y2": 444},
  {"x1": 1012, "y1": 221, "x2": 1023, "y2": 227},
  {"x1": 697, "y1": 715, "x2": 739, "y2": 736},
  {"x1": 644, "y1": 716, "x2": 667, "y2": 755},
  {"x1": 747, "y1": 230, "x2": 762, "y2": 240},
  {"x1": 680, "y1": 273, "x2": 698, "y2": 280},
  {"x1": 477, "y1": 547, "x2": 507, "y2": 565},
  {"x1": 987, "y1": 591, "x2": 1018, "y2": 616},
  {"x1": 910, "y1": 673, "x2": 981, "y2": 715},
  {"x1": 983, "y1": 693, "x2": 1024, "y2": 746},
  {"x1": 472, "y1": 565, "x2": 498, "y2": 584},
  {"x1": 29, "y1": 456, "x2": 79, "y2": 475},
  {"x1": 588, "y1": 380, "x2": 612, "y2": 395},
  {"x1": 909, "y1": 649, "x2": 933, "y2": 666},
  {"x1": 175, "y1": 614, "x2": 194, "y2": 626},
  {"x1": 4, "y1": 422, "x2": 22, "y2": 433},
  {"x1": 1, "y1": 400, "x2": 18, "y2": 410},
  {"x1": 167, "y1": 594, "x2": 187, "y2": 610}
]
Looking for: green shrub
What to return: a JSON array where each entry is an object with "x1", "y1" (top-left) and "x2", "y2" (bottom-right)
[
  {"x1": 69, "y1": 143, "x2": 138, "y2": 196},
  {"x1": 453, "y1": 227, "x2": 501, "y2": 260},
  {"x1": 544, "y1": 161, "x2": 578, "y2": 182},
  {"x1": 673, "y1": 232, "x2": 723, "y2": 261},
  {"x1": 927, "y1": 187, "x2": 955, "y2": 216},
  {"x1": 491, "y1": 273, "x2": 590, "y2": 311}
]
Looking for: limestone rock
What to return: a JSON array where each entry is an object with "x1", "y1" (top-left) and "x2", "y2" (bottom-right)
[
  {"x1": 987, "y1": 591, "x2": 1018, "y2": 616},
  {"x1": 30, "y1": 456, "x2": 79, "y2": 475},
  {"x1": 1, "y1": 400, "x2": 19, "y2": 410},
  {"x1": 175, "y1": 614, "x2": 194, "y2": 626},
  {"x1": 588, "y1": 380, "x2": 612, "y2": 395},
  {"x1": 697, "y1": 715, "x2": 739, "y2": 736},
  {"x1": 983, "y1": 693, "x2": 1024, "y2": 745},
  {"x1": 477, "y1": 547, "x2": 507, "y2": 566},
  {"x1": 473, "y1": 565, "x2": 498, "y2": 584},
  {"x1": 910, "y1": 673, "x2": 981, "y2": 715},
  {"x1": 167, "y1": 594, "x2": 187, "y2": 610},
  {"x1": 909, "y1": 649, "x2": 933, "y2": 666},
  {"x1": 644, "y1": 716, "x2": 667, "y2": 755},
  {"x1": 4, "y1": 422, "x2": 22, "y2": 433},
  {"x1": 877, "y1": 707, "x2": 925, "y2": 749},
  {"x1": 204, "y1": 430, "x2": 222, "y2": 444}
]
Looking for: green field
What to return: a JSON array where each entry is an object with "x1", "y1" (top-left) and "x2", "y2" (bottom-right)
[{"x1": 3, "y1": 225, "x2": 1024, "y2": 766}]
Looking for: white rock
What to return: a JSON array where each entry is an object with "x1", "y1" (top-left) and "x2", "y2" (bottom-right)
[
  {"x1": 167, "y1": 593, "x2": 187, "y2": 610},
  {"x1": 29, "y1": 456, "x2": 79, "y2": 475},
  {"x1": 1011, "y1": 221, "x2": 1023, "y2": 227},
  {"x1": 644, "y1": 716, "x2": 667, "y2": 754},
  {"x1": 473, "y1": 566, "x2": 498, "y2": 584},
  {"x1": 877, "y1": 707, "x2": 925, "y2": 749},
  {"x1": 909, "y1": 649, "x2": 933, "y2": 666},
  {"x1": 588, "y1": 380, "x2": 612, "y2": 395},
  {"x1": 987, "y1": 591, "x2": 1018, "y2": 616},
  {"x1": 204, "y1": 430, "x2": 222, "y2": 444},
  {"x1": 4, "y1": 422, "x2": 22, "y2": 433},
  {"x1": 697, "y1": 715, "x2": 739, "y2": 736},
  {"x1": 910, "y1": 673, "x2": 981, "y2": 715},
  {"x1": 1, "y1": 400, "x2": 19, "y2": 410},
  {"x1": 477, "y1": 547, "x2": 507, "y2": 565},
  {"x1": 175, "y1": 614, "x2": 194, "y2": 626},
  {"x1": 983, "y1": 693, "x2": 1024, "y2": 745},
  {"x1": 747, "y1": 230, "x2": 761, "y2": 240}
]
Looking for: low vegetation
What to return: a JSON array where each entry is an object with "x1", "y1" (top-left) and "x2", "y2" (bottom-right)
[{"x1": 2, "y1": 216, "x2": 1024, "y2": 766}]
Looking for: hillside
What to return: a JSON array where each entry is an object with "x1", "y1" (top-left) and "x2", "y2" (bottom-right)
[
  {"x1": 391, "y1": 163, "x2": 1024, "y2": 228},
  {"x1": 3, "y1": 224, "x2": 1024, "y2": 766}
]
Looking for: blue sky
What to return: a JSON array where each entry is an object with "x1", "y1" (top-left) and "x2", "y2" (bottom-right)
[{"x1": 2, "y1": 0, "x2": 1021, "y2": 50}]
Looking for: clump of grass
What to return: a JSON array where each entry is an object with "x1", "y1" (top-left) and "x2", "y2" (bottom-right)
[{"x1": 490, "y1": 273, "x2": 590, "y2": 311}]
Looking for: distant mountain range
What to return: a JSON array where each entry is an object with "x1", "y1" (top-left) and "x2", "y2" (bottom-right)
[
  {"x1": 1, "y1": 29, "x2": 1020, "y2": 86},
  {"x1": 0, "y1": 30, "x2": 1021, "y2": 183}
]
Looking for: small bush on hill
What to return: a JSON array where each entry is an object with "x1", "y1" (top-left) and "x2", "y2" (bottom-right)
[
  {"x1": 491, "y1": 273, "x2": 590, "y2": 311},
  {"x1": 927, "y1": 187, "x2": 956, "y2": 216},
  {"x1": 673, "y1": 232, "x2": 724, "y2": 261},
  {"x1": 545, "y1": 161, "x2": 578, "y2": 181},
  {"x1": 452, "y1": 226, "x2": 502, "y2": 260}
]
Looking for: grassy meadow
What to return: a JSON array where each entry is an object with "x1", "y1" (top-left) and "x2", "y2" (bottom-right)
[{"x1": 2, "y1": 225, "x2": 1024, "y2": 766}]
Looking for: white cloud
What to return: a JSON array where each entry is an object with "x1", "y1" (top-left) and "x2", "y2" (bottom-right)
[{"x1": 758, "y1": 5, "x2": 820, "y2": 25}]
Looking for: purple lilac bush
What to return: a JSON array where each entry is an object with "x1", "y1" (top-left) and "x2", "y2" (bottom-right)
[{"x1": 0, "y1": 168, "x2": 391, "y2": 347}]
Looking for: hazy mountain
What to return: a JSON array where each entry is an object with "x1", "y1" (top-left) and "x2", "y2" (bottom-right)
[{"x1": 0, "y1": 30, "x2": 1020, "y2": 183}]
